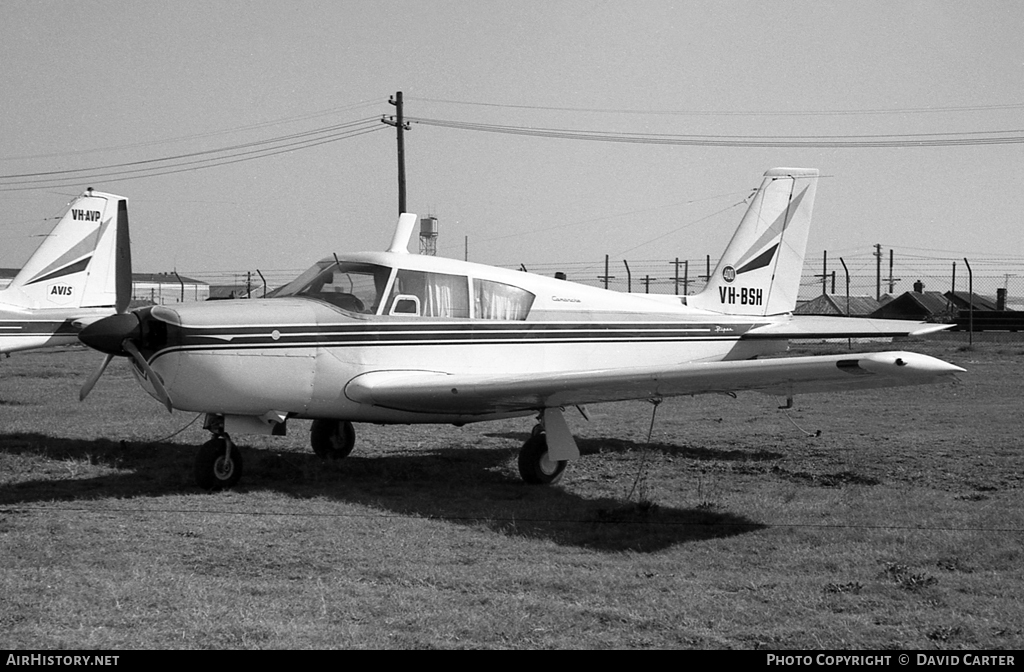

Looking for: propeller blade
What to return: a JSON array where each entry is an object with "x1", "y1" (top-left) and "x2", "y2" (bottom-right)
[
  {"x1": 122, "y1": 339, "x2": 173, "y2": 413},
  {"x1": 114, "y1": 199, "x2": 132, "y2": 314},
  {"x1": 79, "y1": 353, "x2": 115, "y2": 402}
]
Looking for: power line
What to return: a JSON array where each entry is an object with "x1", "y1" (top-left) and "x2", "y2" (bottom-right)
[
  {"x1": 0, "y1": 100, "x2": 382, "y2": 163},
  {"x1": 436, "y1": 189, "x2": 749, "y2": 254},
  {"x1": 410, "y1": 117, "x2": 1024, "y2": 148},
  {"x1": 3, "y1": 117, "x2": 379, "y2": 180},
  {"x1": 410, "y1": 96, "x2": 1024, "y2": 118},
  {"x1": 0, "y1": 118, "x2": 385, "y2": 191}
]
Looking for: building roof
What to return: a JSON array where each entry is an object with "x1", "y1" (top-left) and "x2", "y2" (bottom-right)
[
  {"x1": 946, "y1": 291, "x2": 999, "y2": 311},
  {"x1": 794, "y1": 294, "x2": 881, "y2": 316},
  {"x1": 869, "y1": 291, "x2": 953, "y2": 320},
  {"x1": 128, "y1": 272, "x2": 206, "y2": 286}
]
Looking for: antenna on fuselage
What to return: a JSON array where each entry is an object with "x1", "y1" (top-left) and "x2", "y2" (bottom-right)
[{"x1": 387, "y1": 213, "x2": 419, "y2": 254}]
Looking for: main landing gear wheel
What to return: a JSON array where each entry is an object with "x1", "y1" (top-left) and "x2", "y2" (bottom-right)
[
  {"x1": 195, "y1": 436, "x2": 243, "y2": 490},
  {"x1": 518, "y1": 429, "x2": 566, "y2": 485},
  {"x1": 310, "y1": 419, "x2": 356, "y2": 460}
]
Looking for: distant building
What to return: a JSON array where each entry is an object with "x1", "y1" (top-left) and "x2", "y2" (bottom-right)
[
  {"x1": 794, "y1": 294, "x2": 881, "y2": 317},
  {"x1": 945, "y1": 291, "x2": 999, "y2": 312},
  {"x1": 207, "y1": 285, "x2": 253, "y2": 300},
  {"x1": 131, "y1": 272, "x2": 209, "y2": 304},
  {"x1": 869, "y1": 291, "x2": 953, "y2": 321}
]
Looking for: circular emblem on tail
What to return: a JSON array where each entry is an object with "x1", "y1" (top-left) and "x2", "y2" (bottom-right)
[{"x1": 722, "y1": 266, "x2": 736, "y2": 283}]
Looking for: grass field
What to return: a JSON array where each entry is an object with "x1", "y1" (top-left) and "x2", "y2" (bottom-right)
[{"x1": 0, "y1": 339, "x2": 1021, "y2": 649}]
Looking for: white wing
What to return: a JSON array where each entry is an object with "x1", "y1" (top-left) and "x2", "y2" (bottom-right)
[{"x1": 345, "y1": 351, "x2": 963, "y2": 416}]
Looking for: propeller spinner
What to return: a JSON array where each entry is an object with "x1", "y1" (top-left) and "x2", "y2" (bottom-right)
[{"x1": 78, "y1": 311, "x2": 173, "y2": 412}]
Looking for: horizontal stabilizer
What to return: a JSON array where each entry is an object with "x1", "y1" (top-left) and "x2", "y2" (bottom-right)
[{"x1": 743, "y1": 315, "x2": 955, "y2": 340}]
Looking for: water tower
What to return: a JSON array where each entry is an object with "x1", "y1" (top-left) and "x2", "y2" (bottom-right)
[{"x1": 419, "y1": 216, "x2": 438, "y2": 256}]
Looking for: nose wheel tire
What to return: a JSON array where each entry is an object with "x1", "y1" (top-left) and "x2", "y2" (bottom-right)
[
  {"x1": 310, "y1": 419, "x2": 356, "y2": 460},
  {"x1": 518, "y1": 431, "x2": 566, "y2": 485},
  {"x1": 195, "y1": 436, "x2": 243, "y2": 490}
]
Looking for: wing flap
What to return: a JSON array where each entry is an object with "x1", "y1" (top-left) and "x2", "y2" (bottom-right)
[{"x1": 345, "y1": 351, "x2": 964, "y2": 416}]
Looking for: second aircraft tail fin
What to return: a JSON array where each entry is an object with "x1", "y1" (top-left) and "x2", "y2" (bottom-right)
[{"x1": 0, "y1": 189, "x2": 132, "y2": 312}]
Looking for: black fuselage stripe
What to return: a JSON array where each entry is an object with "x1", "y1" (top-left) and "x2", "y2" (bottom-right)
[
  {"x1": 166, "y1": 321, "x2": 757, "y2": 334},
  {"x1": 148, "y1": 336, "x2": 745, "y2": 362},
  {"x1": 144, "y1": 321, "x2": 762, "y2": 361},
  {"x1": 173, "y1": 333, "x2": 746, "y2": 348}
]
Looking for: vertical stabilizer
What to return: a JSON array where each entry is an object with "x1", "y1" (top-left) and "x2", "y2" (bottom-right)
[
  {"x1": 0, "y1": 190, "x2": 131, "y2": 311},
  {"x1": 687, "y1": 168, "x2": 818, "y2": 316},
  {"x1": 387, "y1": 213, "x2": 419, "y2": 254}
]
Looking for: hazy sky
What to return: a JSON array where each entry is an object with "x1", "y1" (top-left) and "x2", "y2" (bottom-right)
[{"x1": 1, "y1": 0, "x2": 1021, "y2": 288}]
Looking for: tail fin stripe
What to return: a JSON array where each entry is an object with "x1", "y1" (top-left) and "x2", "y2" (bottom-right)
[
  {"x1": 733, "y1": 185, "x2": 805, "y2": 268},
  {"x1": 22, "y1": 221, "x2": 107, "y2": 285},
  {"x1": 736, "y1": 243, "x2": 779, "y2": 275},
  {"x1": 25, "y1": 257, "x2": 92, "y2": 285}
]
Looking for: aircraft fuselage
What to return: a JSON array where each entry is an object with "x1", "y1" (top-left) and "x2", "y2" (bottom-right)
[{"x1": 129, "y1": 251, "x2": 782, "y2": 425}]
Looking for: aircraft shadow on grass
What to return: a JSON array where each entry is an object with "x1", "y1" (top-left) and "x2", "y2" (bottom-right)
[
  {"x1": 0, "y1": 432, "x2": 765, "y2": 553},
  {"x1": 486, "y1": 431, "x2": 786, "y2": 462}
]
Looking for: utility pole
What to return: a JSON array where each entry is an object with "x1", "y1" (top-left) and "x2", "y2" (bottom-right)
[
  {"x1": 699, "y1": 255, "x2": 711, "y2": 291},
  {"x1": 598, "y1": 255, "x2": 615, "y2": 289},
  {"x1": 381, "y1": 91, "x2": 410, "y2": 215},
  {"x1": 672, "y1": 258, "x2": 687, "y2": 295},
  {"x1": 884, "y1": 249, "x2": 901, "y2": 294},
  {"x1": 814, "y1": 250, "x2": 829, "y2": 295},
  {"x1": 874, "y1": 243, "x2": 883, "y2": 300}
]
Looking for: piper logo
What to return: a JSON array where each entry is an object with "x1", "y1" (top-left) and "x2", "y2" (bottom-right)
[{"x1": 47, "y1": 283, "x2": 75, "y2": 305}]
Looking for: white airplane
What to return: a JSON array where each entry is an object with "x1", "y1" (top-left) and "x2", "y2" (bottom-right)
[
  {"x1": 77, "y1": 168, "x2": 963, "y2": 490},
  {"x1": 0, "y1": 189, "x2": 131, "y2": 355}
]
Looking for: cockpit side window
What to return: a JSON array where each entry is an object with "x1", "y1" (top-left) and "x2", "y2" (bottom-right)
[
  {"x1": 269, "y1": 261, "x2": 391, "y2": 314},
  {"x1": 475, "y1": 279, "x2": 534, "y2": 320},
  {"x1": 386, "y1": 270, "x2": 470, "y2": 318}
]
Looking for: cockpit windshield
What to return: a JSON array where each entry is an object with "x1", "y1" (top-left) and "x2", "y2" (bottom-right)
[{"x1": 268, "y1": 260, "x2": 391, "y2": 314}]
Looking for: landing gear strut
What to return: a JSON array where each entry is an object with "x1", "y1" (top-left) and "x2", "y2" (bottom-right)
[
  {"x1": 518, "y1": 424, "x2": 566, "y2": 485},
  {"x1": 310, "y1": 419, "x2": 356, "y2": 460}
]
